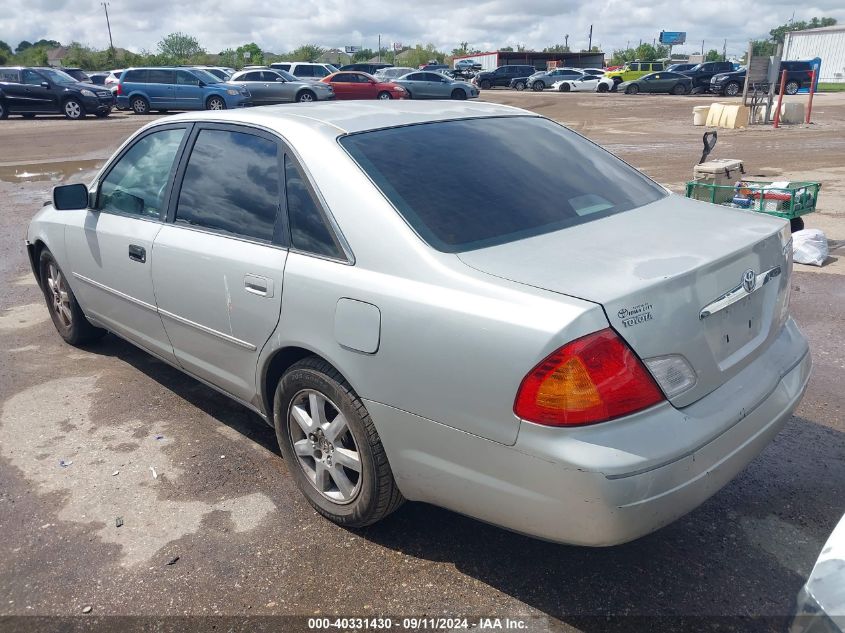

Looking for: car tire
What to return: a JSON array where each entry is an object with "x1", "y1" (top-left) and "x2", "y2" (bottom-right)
[
  {"x1": 671, "y1": 83, "x2": 688, "y2": 95},
  {"x1": 532, "y1": 81, "x2": 545, "y2": 91},
  {"x1": 479, "y1": 80, "x2": 491, "y2": 90},
  {"x1": 558, "y1": 83, "x2": 571, "y2": 92},
  {"x1": 725, "y1": 81, "x2": 741, "y2": 97},
  {"x1": 205, "y1": 95, "x2": 226, "y2": 110},
  {"x1": 296, "y1": 90, "x2": 316, "y2": 103},
  {"x1": 0, "y1": 100, "x2": 7, "y2": 120},
  {"x1": 514, "y1": 81, "x2": 526, "y2": 91},
  {"x1": 377, "y1": 91, "x2": 392, "y2": 100},
  {"x1": 38, "y1": 248, "x2": 105, "y2": 346},
  {"x1": 785, "y1": 80, "x2": 800, "y2": 95},
  {"x1": 63, "y1": 98, "x2": 85, "y2": 120},
  {"x1": 625, "y1": 84, "x2": 639, "y2": 94},
  {"x1": 450, "y1": 88, "x2": 466, "y2": 100},
  {"x1": 274, "y1": 357, "x2": 404, "y2": 528},
  {"x1": 95, "y1": 110, "x2": 110, "y2": 118},
  {"x1": 130, "y1": 96, "x2": 150, "y2": 115},
  {"x1": 597, "y1": 83, "x2": 609, "y2": 93},
  {"x1": 790, "y1": 217, "x2": 805, "y2": 232}
]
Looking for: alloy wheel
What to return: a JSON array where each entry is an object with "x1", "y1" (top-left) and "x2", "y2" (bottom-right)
[
  {"x1": 208, "y1": 97, "x2": 225, "y2": 110},
  {"x1": 288, "y1": 389, "x2": 362, "y2": 504},
  {"x1": 46, "y1": 262, "x2": 72, "y2": 328},
  {"x1": 64, "y1": 100, "x2": 81, "y2": 119}
]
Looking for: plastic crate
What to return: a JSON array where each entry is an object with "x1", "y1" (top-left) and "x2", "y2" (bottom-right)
[{"x1": 685, "y1": 180, "x2": 821, "y2": 219}]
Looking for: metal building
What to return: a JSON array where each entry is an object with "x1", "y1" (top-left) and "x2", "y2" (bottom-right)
[{"x1": 784, "y1": 25, "x2": 845, "y2": 83}]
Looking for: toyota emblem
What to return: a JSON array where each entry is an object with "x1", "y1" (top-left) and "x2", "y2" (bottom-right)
[{"x1": 742, "y1": 269, "x2": 756, "y2": 293}]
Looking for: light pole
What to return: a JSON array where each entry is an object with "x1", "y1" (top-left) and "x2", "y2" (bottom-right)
[{"x1": 101, "y1": 2, "x2": 115, "y2": 59}]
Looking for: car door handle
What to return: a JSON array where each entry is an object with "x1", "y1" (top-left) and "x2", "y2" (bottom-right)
[
  {"x1": 244, "y1": 274, "x2": 273, "y2": 297},
  {"x1": 128, "y1": 244, "x2": 146, "y2": 263}
]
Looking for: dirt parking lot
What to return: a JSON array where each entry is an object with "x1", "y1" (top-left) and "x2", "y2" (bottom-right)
[{"x1": 1, "y1": 92, "x2": 843, "y2": 632}]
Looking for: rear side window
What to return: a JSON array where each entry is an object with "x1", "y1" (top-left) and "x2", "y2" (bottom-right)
[
  {"x1": 148, "y1": 69, "x2": 174, "y2": 84},
  {"x1": 123, "y1": 69, "x2": 147, "y2": 83},
  {"x1": 340, "y1": 116, "x2": 666, "y2": 253},
  {"x1": 273, "y1": 64, "x2": 291, "y2": 72},
  {"x1": 0, "y1": 69, "x2": 19, "y2": 82},
  {"x1": 99, "y1": 128, "x2": 186, "y2": 218},
  {"x1": 285, "y1": 156, "x2": 344, "y2": 259},
  {"x1": 652, "y1": 63, "x2": 664, "y2": 71},
  {"x1": 293, "y1": 65, "x2": 314, "y2": 77},
  {"x1": 175, "y1": 129, "x2": 281, "y2": 242}
]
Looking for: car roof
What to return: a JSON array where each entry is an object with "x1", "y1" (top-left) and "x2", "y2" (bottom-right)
[{"x1": 158, "y1": 101, "x2": 530, "y2": 136}]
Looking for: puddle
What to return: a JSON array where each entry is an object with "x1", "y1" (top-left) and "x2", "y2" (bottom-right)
[{"x1": 0, "y1": 159, "x2": 104, "y2": 183}]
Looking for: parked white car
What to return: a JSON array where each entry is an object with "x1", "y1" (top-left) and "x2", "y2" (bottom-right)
[
  {"x1": 552, "y1": 76, "x2": 602, "y2": 92},
  {"x1": 269, "y1": 62, "x2": 336, "y2": 81},
  {"x1": 596, "y1": 76, "x2": 616, "y2": 92}
]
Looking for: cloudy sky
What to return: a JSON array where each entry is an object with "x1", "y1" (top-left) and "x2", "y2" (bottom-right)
[{"x1": 2, "y1": 0, "x2": 843, "y2": 58}]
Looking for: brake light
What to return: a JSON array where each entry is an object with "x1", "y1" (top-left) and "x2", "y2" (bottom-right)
[
  {"x1": 116, "y1": 83, "x2": 122, "y2": 95},
  {"x1": 514, "y1": 329, "x2": 664, "y2": 426}
]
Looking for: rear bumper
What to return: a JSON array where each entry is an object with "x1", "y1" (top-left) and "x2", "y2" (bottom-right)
[{"x1": 369, "y1": 318, "x2": 811, "y2": 546}]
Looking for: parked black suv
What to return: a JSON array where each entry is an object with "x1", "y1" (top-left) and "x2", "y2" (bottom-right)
[
  {"x1": 474, "y1": 65, "x2": 537, "y2": 89},
  {"x1": 680, "y1": 61, "x2": 734, "y2": 91},
  {"x1": 710, "y1": 60, "x2": 814, "y2": 96},
  {"x1": 0, "y1": 66, "x2": 114, "y2": 119},
  {"x1": 339, "y1": 63, "x2": 393, "y2": 75}
]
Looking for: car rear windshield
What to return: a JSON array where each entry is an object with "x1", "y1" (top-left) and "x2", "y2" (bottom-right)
[{"x1": 339, "y1": 116, "x2": 666, "y2": 252}]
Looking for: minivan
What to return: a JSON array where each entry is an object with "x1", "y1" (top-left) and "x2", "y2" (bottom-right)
[
  {"x1": 116, "y1": 67, "x2": 251, "y2": 114},
  {"x1": 269, "y1": 62, "x2": 337, "y2": 81}
]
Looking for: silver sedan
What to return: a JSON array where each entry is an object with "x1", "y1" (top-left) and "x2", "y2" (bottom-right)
[
  {"x1": 28, "y1": 102, "x2": 809, "y2": 546},
  {"x1": 229, "y1": 68, "x2": 334, "y2": 104},
  {"x1": 392, "y1": 72, "x2": 478, "y2": 99}
]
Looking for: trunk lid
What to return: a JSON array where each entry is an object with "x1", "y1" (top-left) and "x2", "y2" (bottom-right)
[{"x1": 457, "y1": 195, "x2": 792, "y2": 407}]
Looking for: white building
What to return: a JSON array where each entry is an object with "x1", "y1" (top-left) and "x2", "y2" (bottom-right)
[{"x1": 784, "y1": 25, "x2": 845, "y2": 83}]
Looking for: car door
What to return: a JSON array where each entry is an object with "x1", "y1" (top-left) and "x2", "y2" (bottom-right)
[
  {"x1": 174, "y1": 70, "x2": 204, "y2": 109},
  {"x1": 261, "y1": 71, "x2": 293, "y2": 103},
  {"x1": 18, "y1": 69, "x2": 57, "y2": 112},
  {"x1": 63, "y1": 124, "x2": 190, "y2": 363},
  {"x1": 0, "y1": 68, "x2": 28, "y2": 112},
  {"x1": 400, "y1": 72, "x2": 424, "y2": 97},
  {"x1": 355, "y1": 73, "x2": 379, "y2": 99},
  {"x1": 235, "y1": 71, "x2": 266, "y2": 104},
  {"x1": 151, "y1": 124, "x2": 287, "y2": 404},
  {"x1": 328, "y1": 73, "x2": 356, "y2": 99},
  {"x1": 146, "y1": 69, "x2": 176, "y2": 108}
]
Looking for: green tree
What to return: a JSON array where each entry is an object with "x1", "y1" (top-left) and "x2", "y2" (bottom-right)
[
  {"x1": 705, "y1": 49, "x2": 722, "y2": 62},
  {"x1": 770, "y1": 16, "x2": 836, "y2": 43},
  {"x1": 290, "y1": 44, "x2": 325, "y2": 62},
  {"x1": 499, "y1": 46, "x2": 513, "y2": 52},
  {"x1": 236, "y1": 42, "x2": 264, "y2": 66},
  {"x1": 15, "y1": 40, "x2": 33, "y2": 54},
  {"x1": 352, "y1": 48, "x2": 374, "y2": 62},
  {"x1": 157, "y1": 32, "x2": 204, "y2": 63},
  {"x1": 398, "y1": 44, "x2": 446, "y2": 68},
  {"x1": 543, "y1": 44, "x2": 570, "y2": 53}
]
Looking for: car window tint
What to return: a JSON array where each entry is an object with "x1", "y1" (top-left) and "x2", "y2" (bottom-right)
[
  {"x1": 99, "y1": 128, "x2": 185, "y2": 219},
  {"x1": 242, "y1": 72, "x2": 260, "y2": 81},
  {"x1": 0, "y1": 69, "x2": 19, "y2": 81},
  {"x1": 176, "y1": 70, "x2": 199, "y2": 85},
  {"x1": 148, "y1": 69, "x2": 174, "y2": 84},
  {"x1": 285, "y1": 156, "x2": 343, "y2": 259},
  {"x1": 294, "y1": 65, "x2": 314, "y2": 77},
  {"x1": 22, "y1": 69, "x2": 44, "y2": 85},
  {"x1": 340, "y1": 117, "x2": 666, "y2": 253},
  {"x1": 273, "y1": 64, "x2": 290, "y2": 72},
  {"x1": 653, "y1": 63, "x2": 664, "y2": 71},
  {"x1": 175, "y1": 129, "x2": 280, "y2": 242},
  {"x1": 123, "y1": 69, "x2": 146, "y2": 82},
  {"x1": 312, "y1": 66, "x2": 330, "y2": 77}
]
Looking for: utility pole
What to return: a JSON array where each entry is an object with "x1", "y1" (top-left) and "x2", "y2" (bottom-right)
[
  {"x1": 722, "y1": 38, "x2": 727, "y2": 61},
  {"x1": 701, "y1": 39, "x2": 704, "y2": 56},
  {"x1": 378, "y1": 34, "x2": 381, "y2": 62},
  {"x1": 101, "y1": 2, "x2": 115, "y2": 57},
  {"x1": 587, "y1": 25, "x2": 593, "y2": 51},
  {"x1": 564, "y1": 34, "x2": 569, "y2": 51}
]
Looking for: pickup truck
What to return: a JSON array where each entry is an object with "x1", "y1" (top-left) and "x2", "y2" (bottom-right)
[
  {"x1": 710, "y1": 60, "x2": 815, "y2": 96},
  {"x1": 680, "y1": 61, "x2": 734, "y2": 92}
]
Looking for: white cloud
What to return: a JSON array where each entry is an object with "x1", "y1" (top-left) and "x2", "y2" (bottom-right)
[{"x1": 1, "y1": 0, "x2": 843, "y2": 58}]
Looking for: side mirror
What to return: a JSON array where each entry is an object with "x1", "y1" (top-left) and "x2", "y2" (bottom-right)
[
  {"x1": 53, "y1": 183, "x2": 89, "y2": 210},
  {"x1": 41, "y1": 81, "x2": 50, "y2": 89}
]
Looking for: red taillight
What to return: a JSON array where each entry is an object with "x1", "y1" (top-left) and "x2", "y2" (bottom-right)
[
  {"x1": 116, "y1": 83, "x2": 122, "y2": 95},
  {"x1": 514, "y1": 328, "x2": 664, "y2": 427}
]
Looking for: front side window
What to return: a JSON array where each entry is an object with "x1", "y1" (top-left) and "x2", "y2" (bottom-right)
[
  {"x1": 99, "y1": 128, "x2": 186, "y2": 218},
  {"x1": 340, "y1": 116, "x2": 666, "y2": 253},
  {"x1": 293, "y1": 65, "x2": 314, "y2": 77},
  {"x1": 285, "y1": 156, "x2": 343, "y2": 259},
  {"x1": 176, "y1": 70, "x2": 200, "y2": 86},
  {"x1": 175, "y1": 129, "x2": 281, "y2": 242},
  {"x1": 22, "y1": 69, "x2": 45, "y2": 85}
]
